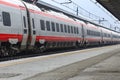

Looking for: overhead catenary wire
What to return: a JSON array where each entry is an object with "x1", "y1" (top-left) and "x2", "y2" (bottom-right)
[
  {"x1": 90, "y1": 0, "x2": 120, "y2": 31},
  {"x1": 51, "y1": 0, "x2": 103, "y2": 21},
  {"x1": 53, "y1": 0, "x2": 120, "y2": 31}
]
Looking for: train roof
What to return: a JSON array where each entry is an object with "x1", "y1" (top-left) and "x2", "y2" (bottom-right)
[
  {"x1": 22, "y1": 0, "x2": 119, "y2": 33},
  {"x1": 2, "y1": 0, "x2": 24, "y2": 6}
]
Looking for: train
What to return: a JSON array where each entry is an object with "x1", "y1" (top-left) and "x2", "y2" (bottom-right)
[{"x1": 0, "y1": 0, "x2": 120, "y2": 56}]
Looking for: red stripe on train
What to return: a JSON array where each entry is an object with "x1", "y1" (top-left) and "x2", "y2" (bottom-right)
[
  {"x1": 36, "y1": 36, "x2": 82, "y2": 42},
  {"x1": 36, "y1": 36, "x2": 103, "y2": 42},
  {"x1": 0, "y1": 0, "x2": 20, "y2": 8},
  {"x1": 0, "y1": 34, "x2": 23, "y2": 42}
]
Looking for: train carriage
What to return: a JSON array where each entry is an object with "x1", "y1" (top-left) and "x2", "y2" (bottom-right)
[
  {"x1": 0, "y1": 0, "x2": 119, "y2": 56},
  {"x1": 0, "y1": 0, "x2": 26, "y2": 56},
  {"x1": 84, "y1": 23, "x2": 102, "y2": 46},
  {"x1": 100, "y1": 27, "x2": 112, "y2": 45}
]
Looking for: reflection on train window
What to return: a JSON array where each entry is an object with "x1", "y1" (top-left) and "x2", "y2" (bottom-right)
[
  {"x1": 40, "y1": 20, "x2": 45, "y2": 30},
  {"x1": 46, "y1": 21, "x2": 50, "y2": 31},
  {"x1": 64, "y1": 25, "x2": 67, "y2": 33},
  {"x1": 32, "y1": 18, "x2": 35, "y2": 29},
  {"x1": 68, "y1": 25, "x2": 70, "y2": 33},
  {"x1": 60, "y1": 24, "x2": 64, "y2": 32},
  {"x1": 71, "y1": 26, "x2": 73, "y2": 33},
  {"x1": 56, "y1": 23, "x2": 59, "y2": 32},
  {"x1": 113, "y1": 35, "x2": 119, "y2": 38},
  {"x1": 23, "y1": 16, "x2": 26, "y2": 28},
  {"x1": 51, "y1": 22, "x2": 55, "y2": 32},
  {"x1": 87, "y1": 30, "x2": 100, "y2": 36},
  {"x1": 77, "y1": 27, "x2": 79, "y2": 34},
  {"x1": 108, "y1": 34, "x2": 111, "y2": 37},
  {"x1": 74, "y1": 27, "x2": 76, "y2": 34},
  {"x1": 2, "y1": 12, "x2": 11, "y2": 26}
]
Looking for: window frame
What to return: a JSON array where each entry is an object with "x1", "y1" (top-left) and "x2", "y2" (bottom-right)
[
  {"x1": 23, "y1": 16, "x2": 26, "y2": 28},
  {"x1": 2, "y1": 12, "x2": 11, "y2": 26},
  {"x1": 60, "y1": 24, "x2": 64, "y2": 32},
  {"x1": 32, "y1": 18, "x2": 35, "y2": 29},
  {"x1": 56, "y1": 23, "x2": 60, "y2": 32},
  {"x1": 46, "y1": 21, "x2": 51, "y2": 31},
  {"x1": 51, "y1": 22, "x2": 55, "y2": 32},
  {"x1": 40, "y1": 20, "x2": 45, "y2": 30}
]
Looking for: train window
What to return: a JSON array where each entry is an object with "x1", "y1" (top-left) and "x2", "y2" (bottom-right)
[
  {"x1": 89, "y1": 30, "x2": 91, "y2": 35},
  {"x1": 90, "y1": 31, "x2": 92, "y2": 35},
  {"x1": 94, "y1": 32, "x2": 96, "y2": 36},
  {"x1": 97, "y1": 32, "x2": 100, "y2": 36},
  {"x1": 32, "y1": 18, "x2": 35, "y2": 29},
  {"x1": 108, "y1": 34, "x2": 110, "y2": 37},
  {"x1": 98, "y1": 32, "x2": 100, "y2": 36},
  {"x1": 74, "y1": 27, "x2": 76, "y2": 34},
  {"x1": 46, "y1": 21, "x2": 50, "y2": 31},
  {"x1": 68, "y1": 25, "x2": 70, "y2": 33},
  {"x1": 104, "y1": 33, "x2": 107, "y2": 37},
  {"x1": 51, "y1": 22, "x2": 55, "y2": 32},
  {"x1": 90, "y1": 30, "x2": 92, "y2": 35},
  {"x1": 107, "y1": 34, "x2": 109, "y2": 37},
  {"x1": 23, "y1": 16, "x2": 26, "y2": 28},
  {"x1": 76, "y1": 27, "x2": 79, "y2": 34},
  {"x1": 87, "y1": 30, "x2": 99, "y2": 36},
  {"x1": 60, "y1": 24, "x2": 64, "y2": 32},
  {"x1": 87, "y1": 30, "x2": 90, "y2": 35},
  {"x1": 71, "y1": 26, "x2": 73, "y2": 33},
  {"x1": 96, "y1": 32, "x2": 98, "y2": 36},
  {"x1": 2, "y1": 12, "x2": 11, "y2": 26},
  {"x1": 56, "y1": 23, "x2": 60, "y2": 32},
  {"x1": 92, "y1": 31, "x2": 93, "y2": 35},
  {"x1": 40, "y1": 20, "x2": 45, "y2": 30},
  {"x1": 64, "y1": 25, "x2": 67, "y2": 33}
]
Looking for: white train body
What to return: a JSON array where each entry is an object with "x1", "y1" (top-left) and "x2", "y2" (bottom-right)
[{"x1": 0, "y1": 0, "x2": 119, "y2": 56}]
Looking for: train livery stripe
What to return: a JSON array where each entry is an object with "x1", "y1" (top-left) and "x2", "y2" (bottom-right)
[
  {"x1": 36, "y1": 36, "x2": 103, "y2": 42},
  {"x1": 0, "y1": 0, "x2": 20, "y2": 8},
  {"x1": 0, "y1": 34, "x2": 103, "y2": 42},
  {"x1": 36, "y1": 36, "x2": 82, "y2": 42},
  {"x1": 0, "y1": 34, "x2": 23, "y2": 42},
  {"x1": 36, "y1": 36, "x2": 109, "y2": 42}
]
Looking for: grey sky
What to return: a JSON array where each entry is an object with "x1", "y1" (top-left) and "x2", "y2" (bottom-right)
[{"x1": 40, "y1": 0, "x2": 119, "y2": 30}]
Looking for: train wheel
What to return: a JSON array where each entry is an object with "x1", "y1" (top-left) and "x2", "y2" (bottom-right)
[
  {"x1": 8, "y1": 48, "x2": 18, "y2": 56},
  {"x1": 0, "y1": 46, "x2": 9, "y2": 57},
  {"x1": 39, "y1": 46, "x2": 46, "y2": 52},
  {"x1": 0, "y1": 46, "x2": 18, "y2": 57}
]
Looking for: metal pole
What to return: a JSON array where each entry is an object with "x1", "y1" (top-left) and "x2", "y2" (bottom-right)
[{"x1": 76, "y1": 7, "x2": 78, "y2": 16}]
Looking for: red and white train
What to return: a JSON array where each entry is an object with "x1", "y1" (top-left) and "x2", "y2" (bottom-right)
[{"x1": 0, "y1": 0, "x2": 120, "y2": 56}]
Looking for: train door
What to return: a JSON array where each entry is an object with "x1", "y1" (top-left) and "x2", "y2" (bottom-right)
[
  {"x1": 101, "y1": 29, "x2": 103, "y2": 43},
  {"x1": 81, "y1": 24, "x2": 87, "y2": 46},
  {"x1": 29, "y1": 11, "x2": 36, "y2": 49},
  {"x1": 21, "y1": 2, "x2": 37, "y2": 50},
  {"x1": 81, "y1": 25, "x2": 85, "y2": 39},
  {"x1": 20, "y1": 6, "x2": 29, "y2": 50}
]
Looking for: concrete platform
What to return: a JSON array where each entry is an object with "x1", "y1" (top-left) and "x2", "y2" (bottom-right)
[
  {"x1": 68, "y1": 48, "x2": 120, "y2": 80},
  {"x1": 0, "y1": 45, "x2": 120, "y2": 80}
]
